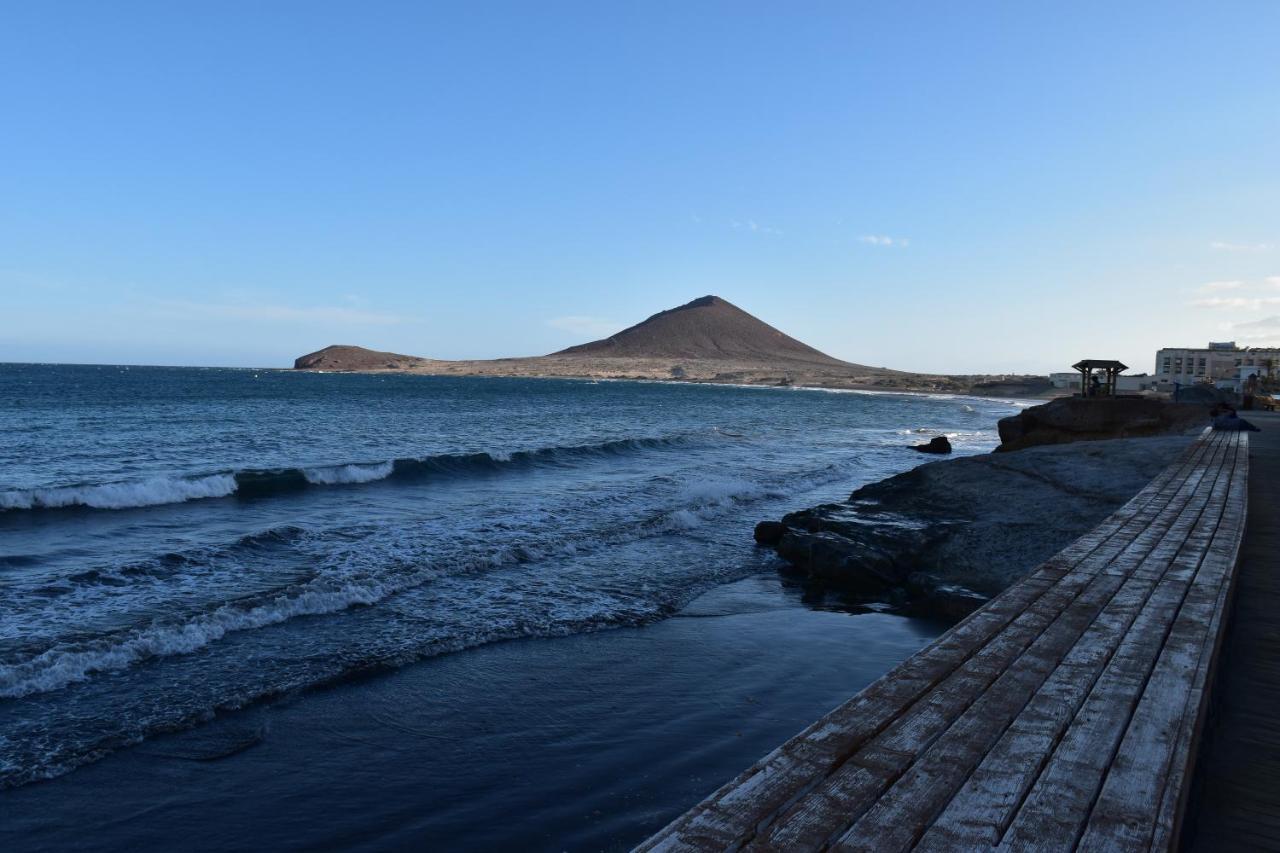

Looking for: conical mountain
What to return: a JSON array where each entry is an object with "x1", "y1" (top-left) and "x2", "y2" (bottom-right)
[{"x1": 552, "y1": 295, "x2": 855, "y2": 366}]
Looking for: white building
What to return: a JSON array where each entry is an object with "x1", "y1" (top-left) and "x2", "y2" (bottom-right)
[
  {"x1": 1154, "y1": 342, "x2": 1280, "y2": 387},
  {"x1": 1049, "y1": 372, "x2": 1158, "y2": 393}
]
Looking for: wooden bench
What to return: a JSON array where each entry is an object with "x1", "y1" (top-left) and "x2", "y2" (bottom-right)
[{"x1": 638, "y1": 429, "x2": 1248, "y2": 852}]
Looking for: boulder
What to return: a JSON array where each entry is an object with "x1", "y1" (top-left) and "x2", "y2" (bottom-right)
[
  {"x1": 996, "y1": 397, "x2": 1205, "y2": 452},
  {"x1": 924, "y1": 585, "x2": 989, "y2": 620},
  {"x1": 752, "y1": 520, "x2": 788, "y2": 545},
  {"x1": 913, "y1": 435, "x2": 952, "y2": 454},
  {"x1": 774, "y1": 531, "x2": 905, "y2": 593}
]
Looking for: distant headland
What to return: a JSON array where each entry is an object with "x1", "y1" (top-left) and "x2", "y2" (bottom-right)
[{"x1": 294, "y1": 295, "x2": 1051, "y2": 397}]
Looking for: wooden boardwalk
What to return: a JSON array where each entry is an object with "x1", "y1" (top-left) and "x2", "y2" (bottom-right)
[
  {"x1": 1185, "y1": 411, "x2": 1280, "y2": 850},
  {"x1": 638, "y1": 429, "x2": 1249, "y2": 852}
]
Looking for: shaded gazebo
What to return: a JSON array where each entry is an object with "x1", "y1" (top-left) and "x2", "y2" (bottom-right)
[{"x1": 1073, "y1": 359, "x2": 1128, "y2": 397}]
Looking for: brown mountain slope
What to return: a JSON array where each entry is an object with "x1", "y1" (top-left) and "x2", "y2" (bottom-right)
[
  {"x1": 553, "y1": 295, "x2": 866, "y2": 367},
  {"x1": 293, "y1": 345, "x2": 432, "y2": 371},
  {"x1": 288, "y1": 297, "x2": 1050, "y2": 397}
]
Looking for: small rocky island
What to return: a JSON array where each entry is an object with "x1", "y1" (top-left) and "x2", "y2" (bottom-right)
[{"x1": 755, "y1": 398, "x2": 1208, "y2": 619}]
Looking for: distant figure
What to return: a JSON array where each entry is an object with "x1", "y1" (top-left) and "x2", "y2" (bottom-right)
[
  {"x1": 1089, "y1": 374, "x2": 1102, "y2": 397},
  {"x1": 1243, "y1": 372, "x2": 1259, "y2": 410},
  {"x1": 1211, "y1": 405, "x2": 1261, "y2": 432},
  {"x1": 913, "y1": 435, "x2": 952, "y2": 454},
  {"x1": 1173, "y1": 381, "x2": 1181, "y2": 402}
]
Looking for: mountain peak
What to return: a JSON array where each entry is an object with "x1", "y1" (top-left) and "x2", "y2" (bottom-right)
[{"x1": 551, "y1": 296, "x2": 851, "y2": 366}]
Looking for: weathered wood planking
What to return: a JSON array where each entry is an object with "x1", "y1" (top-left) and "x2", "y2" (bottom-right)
[
  {"x1": 640, "y1": 438, "x2": 1212, "y2": 852},
  {"x1": 915, "y1": 435, "x2": 1240, "y2": 851},
  {"x1": 636, "y1": 429, "x2": 1249, "y2": 853},
  {"x1": 1184, "y1": 412, "x2": 1280, "y2": 851},
  {"x1": 834, "y1": 440, "x2": 1237, "y2": 852}
]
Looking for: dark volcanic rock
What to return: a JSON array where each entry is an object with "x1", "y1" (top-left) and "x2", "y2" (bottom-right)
[
  {"x1": 753, "y1": 521, "x2": 788, "y2": 545},
  {"x1": 913, "y1": 435, "x2": 952, "y2": 454},
  {"x1": 294, "y1": 345, "x2": 430, "y2": 371},
  {"x1": 775, "y1": 531, "x2": 906, "y2": 592},
  {"x1": 757, "y1": 435, "x2": 1194, "y2": 619},
  {"x1": 996, "y1": 397, "x2": 1205, "y2": 452},
  {"x1": 904, "y1": 572, "x2": 989, "y2": 620},
  {"x1": 923, "y1": 585, "x2": 989, "y2": 620}
]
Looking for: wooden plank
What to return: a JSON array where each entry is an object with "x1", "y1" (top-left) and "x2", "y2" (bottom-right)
[
  {"x1": 636, "y1": 432, "x2": 1225, "y2": 852},
  {"x1": 1185, "y1": 420, "x2": 1280, "y2": 851},
  {"x1": 755, "y1": 440, "x2": 1229, "y2": 851},
  {"x1": 865, "y1": 436, "x2": 1236, "y2": 852},
  {"x1": 1079, "y1": 433, "x2": 1248, "y2": 851},
  {"x1": 750, "y1": 595, "x2": 1076, "y2": 851},
  {"x1": 914, "y1": 433, "x2": 1236, "y2": 849},
  {"x1": 1151, "y1": 435, "x2": 1249, "y2": 851},
  {"x1": 997, "y1": 435, "x2": 1241, "y2": 848}
]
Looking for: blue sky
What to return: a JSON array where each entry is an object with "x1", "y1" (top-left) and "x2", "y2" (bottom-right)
[{"x1": 2, "y1": 2, "x2": 1278, "y2": 373}]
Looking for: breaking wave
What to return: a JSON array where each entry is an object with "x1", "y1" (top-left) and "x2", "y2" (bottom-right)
[
  {"x1": 0, "y1": 474, "x2": 238, "y2": 511},
  {"x1": 0, "y1": 574, "x2": 407, "y2": 699},
  {"x1": 0, "y1": 434, "x2": 710, "y2": 513},
  {"x1": 0, "y1": 472, "x2": 794, "y2": 701}
]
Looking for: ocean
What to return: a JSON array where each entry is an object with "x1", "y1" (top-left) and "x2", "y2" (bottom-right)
[{"x1": 0, "y1": 364, "x2": 1024, "y2": 849}]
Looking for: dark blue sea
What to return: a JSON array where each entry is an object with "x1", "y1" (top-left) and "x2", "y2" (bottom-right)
[{"x1": 0, "y1": 364, "x2": 1026, "y2": 850}]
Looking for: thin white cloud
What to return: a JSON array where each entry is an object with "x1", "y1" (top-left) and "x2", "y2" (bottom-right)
[
  {"x1": 547, "y1": 315, "x2": 620, "y2": 338},
  {"x1": 731, "y1": 219, "x2": 782, "y2": 235},
  {"x1": 155, "y1": 300, "x2": 406, "y2": 325},
  {"x1": 1230, "y1": 315, "x2": 1280, "y2": 342},
  {"x1": 858, "y1": 234, "x2": 909, "y2": 248},
  {"x1": 1190, "y1": 295, "x2": 1280, "y2": 310},
  {"x1": 1210, "y1": 240, "x2": 1273, "y2": 252},
  {"x1": 1188, "y1": 275, "x2": 1280, "y2": 309}
]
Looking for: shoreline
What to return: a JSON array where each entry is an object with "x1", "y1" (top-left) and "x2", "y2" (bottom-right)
[
  {"x1": 6, "y1": 379, "x2": 1166, "y2": 850},
  {"x1": 0, "y1": 575, "x2": 944, "y2": 852},
  {"x1": 289, "y1": 364, "x2": 1062, "y2": 400},
  {"x1": 757, "y1": 431, "x2": 1200, "y2": 617}
]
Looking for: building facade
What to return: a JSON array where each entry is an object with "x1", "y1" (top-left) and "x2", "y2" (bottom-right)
[
  {"x1": 1154, "y1": 341, "x2": 1280, "y2": 387},
  {"x1": 1050, "y1": 372, "x2": 1159, "y2": 393}
]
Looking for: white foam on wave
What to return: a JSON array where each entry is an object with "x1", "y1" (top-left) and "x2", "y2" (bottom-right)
[
  {"x1": 302, "y1": 461, "x2": 394, "y2": 485},
  {"x1": 653, "y1": 478, "x2": 782, "y2": 533},
  {"x1": 0, "y1": 466, "x2": 810, "y2": 699},
  {"x1": 0, "y1": 571, "x2": 412, "y2": 699},
  {"x1": 0, "y1": 474, "x2": 238, "y2": 511}
]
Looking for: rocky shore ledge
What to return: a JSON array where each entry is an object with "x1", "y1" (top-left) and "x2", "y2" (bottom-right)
[{"x1": 755, "y1": 432, "x2": 1197, "y2": 620}]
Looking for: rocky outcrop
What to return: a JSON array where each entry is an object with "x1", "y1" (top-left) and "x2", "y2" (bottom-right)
[
  {"x1": 913, "y1": 435, "x2": 952, "y2": 454},
  {"x1": 968, "y1": 376, "x2": 1055, "y2": 397},
  {"x1": 995, "y1": 397, "x2": 1206, "y2": 452},
  {"x1": 757, "y1": 435, "x2": 1194, "y2": 619},
  {"x1": 293, "y1": 345, "x2": 433, "y2": 371}
]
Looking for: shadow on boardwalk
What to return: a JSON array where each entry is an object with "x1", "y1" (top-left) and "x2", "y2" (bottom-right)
[{"x1": 1187, "y1": 409, "x2": 1280, "y2": 851}]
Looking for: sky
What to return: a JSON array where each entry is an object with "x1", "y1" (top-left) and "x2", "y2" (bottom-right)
[{"x1": 2, "y1": 1, "x2": 1278, "y2": 374}]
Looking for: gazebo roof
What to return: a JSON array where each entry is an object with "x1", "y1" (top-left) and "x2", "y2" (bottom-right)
[{"x1": 1072, "y1": 359, "x2": 1128, "y2": 371}]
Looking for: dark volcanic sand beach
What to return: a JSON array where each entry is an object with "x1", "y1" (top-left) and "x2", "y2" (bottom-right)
[{"x1": 1, "y1": 575, "x2": 941, "y2": 852}]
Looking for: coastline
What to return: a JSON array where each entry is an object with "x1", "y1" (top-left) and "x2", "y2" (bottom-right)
[
  {"x1": 5, "y1": 372, "x2": 1193, "y2": 850},
  {"x1": 757, "y1": 429, "x2": 1202, "y2": 616},
  {"x1": 289, "y1": 362, "x2": 1062, "y2": 400}
]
